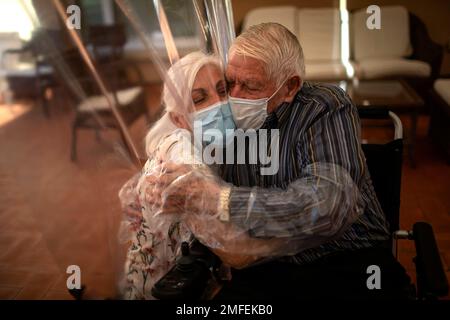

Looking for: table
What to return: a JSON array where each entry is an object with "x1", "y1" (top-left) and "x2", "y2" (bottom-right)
[{"x1": 340, "y1": 79, "x2": 424, "y2": 167}]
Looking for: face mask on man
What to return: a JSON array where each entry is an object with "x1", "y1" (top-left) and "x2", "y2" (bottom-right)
[
  {"x1": 228, "y1": 82, "x2": 284, "y2": 130},
  {"x1": 193, "y1": 101, "x2": 236, "y2": 147}
]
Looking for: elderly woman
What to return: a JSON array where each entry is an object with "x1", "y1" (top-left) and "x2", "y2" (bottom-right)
[{"x1": 118, "y1": 51, "x2": 236, "y2": 299}]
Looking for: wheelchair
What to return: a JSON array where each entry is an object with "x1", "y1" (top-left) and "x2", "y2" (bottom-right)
[
  {"x1": 149, "y1": 108, "x2": 448, "y2": 301},
  {"x1": 358, "y1": 108, "x2": 448, "y2": 300}
]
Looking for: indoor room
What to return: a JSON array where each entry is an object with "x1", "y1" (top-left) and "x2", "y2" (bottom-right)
[{"x1": 0, "y1": 0, "x2": 449, "y2": 303}]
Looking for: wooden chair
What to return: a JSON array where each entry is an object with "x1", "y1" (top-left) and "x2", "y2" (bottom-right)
[
  {"x1": 70, "y1": 60, "x2": 147, "y2": 161},
  {"x1": 35, "y1": 26, "x2": 148, "y2": 161}
]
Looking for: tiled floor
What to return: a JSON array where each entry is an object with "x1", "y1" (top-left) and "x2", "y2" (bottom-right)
[
  {"x1": 0, "y1": 94, "x2": 150, "y2": 300},
  {"x1": 0, "y1": 90, "x2": 448, "y2": 299}
]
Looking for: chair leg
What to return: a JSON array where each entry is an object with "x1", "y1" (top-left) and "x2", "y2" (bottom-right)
[
  {"x1": 36, "y1": 76, "x2": 50, "y2": 118},
  {"x1": 71, "y1": 121, "x2": 78, "y2": 162}
]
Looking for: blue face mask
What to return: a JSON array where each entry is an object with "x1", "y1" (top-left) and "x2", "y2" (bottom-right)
[{"x1": 193, "y1": 101, "x2": 236, "y2": 147}]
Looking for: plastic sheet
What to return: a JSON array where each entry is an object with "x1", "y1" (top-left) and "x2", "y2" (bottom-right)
[
  {"x1": 118, "y1": 48, "x2": 232, "y2": 298},
  {"x1": 159, "y1": 162, "x2": 363, "y2": 269},
  {"x1": 21, "y1": 0, "x2": 359, "y2": 301},
  {"x1": 114, "y1": 0, "x2": 363, "y2": 300},
  {"x1": 113, "y1": 0, "x2": 239, "y2": 300},
  {"x1": 19, "y1": 0, "x2": 234, "y2": 300},
  {"x1": 17, "y1": 0, "x2": 155, "y2": 300}
]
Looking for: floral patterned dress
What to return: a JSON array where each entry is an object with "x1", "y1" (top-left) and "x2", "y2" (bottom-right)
[{"x1": 118, "y1": 129, "x2": 200, "y2": 299}]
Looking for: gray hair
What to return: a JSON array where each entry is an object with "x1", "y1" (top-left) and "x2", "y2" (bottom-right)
[
  {"x1": 145, "y1": 52, "x2": 221, "y2": 157},
  {"x1": 230, "y1": 23, "x2": 305, "y2": 87}
]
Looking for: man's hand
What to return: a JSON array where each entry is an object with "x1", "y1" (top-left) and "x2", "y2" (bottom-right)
[
  {"x1": 143, "y1": 162, "x2": 191, "y2": 209},
  {"x1": 160, "y1": 168, "x2": 222, "y2": 217},
  {"x1": 143, "y1": 162, "x2": 221, "y2": 217}
]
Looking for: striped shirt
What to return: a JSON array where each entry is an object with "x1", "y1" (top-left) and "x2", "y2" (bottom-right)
[{"x1": 220, "y1": 82, "x2": 390, "y2": 265}]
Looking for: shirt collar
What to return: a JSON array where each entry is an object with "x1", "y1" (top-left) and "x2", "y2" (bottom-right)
[
  {"x1": 272, "y1": 87, "x2": 304, "y2": 125},
  {"x1": 273, "y1": 101, "x2": 290, "y2": 124}
]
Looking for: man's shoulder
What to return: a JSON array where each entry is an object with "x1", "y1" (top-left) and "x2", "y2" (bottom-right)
[{"x1": 295, "y1": 81, "x2": 353, "y2": 113}]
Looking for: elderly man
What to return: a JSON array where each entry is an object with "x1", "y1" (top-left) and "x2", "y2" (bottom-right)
[{"x1": 157, "y1": 23, "x2": 411, "y2": 299}]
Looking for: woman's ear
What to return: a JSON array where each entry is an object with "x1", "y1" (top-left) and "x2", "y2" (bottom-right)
[
  {"x1": 169, "y1": 112, "x2": 190, "y2": 129},
  {"x1": 284, "y1": 76, "x2": 301, "y2": 103}
]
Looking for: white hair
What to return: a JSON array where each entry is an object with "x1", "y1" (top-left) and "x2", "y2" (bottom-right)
[
  {"x1": 162, "y1": 51, "x2": 221, "y2": 115},
  {"x1": 230, "y1": 23, "x2": 305, "y2": 87},
  {"x1": 145, "y1": 51, "x2": 221, "y2": 157}
]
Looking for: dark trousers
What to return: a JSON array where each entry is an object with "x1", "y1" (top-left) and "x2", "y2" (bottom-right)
[{"x1": 214, "y1": 246, "x2": 413, "y2": 300}]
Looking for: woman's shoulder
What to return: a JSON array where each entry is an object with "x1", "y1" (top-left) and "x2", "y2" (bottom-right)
[
  {"x1": 155, "y1": 128, "x2": 195, "y2": 162},
  {"x1": 160, "y1": 128, "x2": 191, "y2": 151}
]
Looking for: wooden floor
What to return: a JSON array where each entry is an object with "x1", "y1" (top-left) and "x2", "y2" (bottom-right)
[{"x1": 0, "y1": 93, "x2": 448, "y2": 300}]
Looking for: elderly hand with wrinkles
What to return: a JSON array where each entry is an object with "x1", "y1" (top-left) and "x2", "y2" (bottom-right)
[
  {"x1": 143, "y1": 161, "x2": 287, "y2": 270},
  {"x1": 144, "y1": 162, "x2": 222, "y2": 217}
]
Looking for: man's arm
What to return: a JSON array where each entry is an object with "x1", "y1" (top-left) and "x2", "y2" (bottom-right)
[
  {"x1": 157, "y1": 98, "x2": 365, "y2": 257},
  {"x1": 225, "y1": 102, "x2": 365, "y2": 239}
]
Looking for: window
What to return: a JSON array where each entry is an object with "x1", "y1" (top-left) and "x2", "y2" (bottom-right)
[
  {"x1": 0, "y1": 0, "x2": 37, "y2": 40},
  {"x1": 81, "y1": 0, "x2": 115, "y2": 26},
  {"x1": 118, "y1": 0, "x2": 202, "y2": 59},
  {"x1": 123, "y1": 0, "x2": 199, "y2": 38}
]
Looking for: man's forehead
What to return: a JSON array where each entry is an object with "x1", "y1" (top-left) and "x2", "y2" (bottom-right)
[{"x1": 226, "y1": 54, "x2": 267, "y2": 79}]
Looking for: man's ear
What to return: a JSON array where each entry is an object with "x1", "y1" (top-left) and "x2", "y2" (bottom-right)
[{"x1": 284, "y1": 76, "x2": 301, "y2": 103}]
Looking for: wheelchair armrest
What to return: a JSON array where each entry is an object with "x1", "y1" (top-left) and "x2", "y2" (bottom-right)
[
  {"x1": 358, "y1": 107, "x2": 389, "y2": 119},
  {"x1": 359, "y1": 108, "x2": 403, "y2": 142},
  {"x1": 412, "y1": 222, "x2": 449, "y2": 298}
]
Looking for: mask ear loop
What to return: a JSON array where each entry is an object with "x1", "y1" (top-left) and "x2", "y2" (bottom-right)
[
  {"x1": 228, "y1": 79, "x2": 287, "y2": 103},
  {"x1": 267, "y1": 80, "x2": 287, "y2": 102}
]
